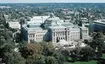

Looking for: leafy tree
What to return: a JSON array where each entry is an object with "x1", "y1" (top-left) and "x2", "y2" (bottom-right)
[
  {"x1": 68, "y1": 46, "x2": 95, "y2": 61},
  {"x1": 26, "y1": 58, "x2": 35, "y2": 64},
  {"x1": 97, "y1": 60, "x2": 105, "y2": 64},
  {"x1": 19, "y1": 43, "x2": 43, "y2": 58},
  {"x1": 61, "y1": 50, "x2": 70, "y2": 61},
  {"x1": 3, "y1": 52, "x2": 25, "y2": 64},
  {"x1": 79, "y1": 46, "x2": 95, "y2": 61},
  {"x1": 0, "y1": 41, "x2": 15, "y2": 58},
  {"x1": 18, "y1": 40, "x2": 27, "y2": 48},
  {"x1": 2, "y1": 29, "x2": 12, "y2": 40},
  {"x1": 84, "y1": 39, "x2": 89, "y2": 44},
  {"x1": 90, "y1": 32, "x2": 105, "y2": 58},
  {"x1": 40, "y1": 42, "x2": 55, "y2": 56},
  {"x1": 26, "y1": 55, "x2": 46, "y2": 64},
  {"x1": 37, "y1": 55, "x2": 46, "y2": 64},
  {"x1": 45, "y1": 56, "x2": 58, "y2": 64},
  {"x1": 53, "y1": 51, "x2": 66, "y2": 64},
  {"x1": 0, "y1": 39, "x2": 6, "y2": 48},
  {"x1": 1, "y1": 43, "x2": 15, "y2": 53},
  {"x1": 26, "y1": 54, "x2": 41, "y2": 64}
]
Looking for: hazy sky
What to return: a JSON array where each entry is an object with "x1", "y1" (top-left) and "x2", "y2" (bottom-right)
[{"x1": 0, "y1": 0, "x2": 105, "y2": 3}]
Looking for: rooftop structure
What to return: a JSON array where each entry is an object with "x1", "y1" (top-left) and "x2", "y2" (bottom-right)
[
  {"x1": 27, "y1": 16, "x2": 49, "y2": 24},
  {"x1": 92, "y1": 19, "x2": 105, "y2": 32},
  {"x1": 8, "y1": 22, "x2": 20, "y2": 29}
]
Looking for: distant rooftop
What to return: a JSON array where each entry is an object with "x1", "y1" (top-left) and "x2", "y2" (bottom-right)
[
  {"x1": 94, "y1": 19, "x2": 105, "y2": 25},
  {"x1": 27, "y1": 16, "x2": 49, "y2": 24}
]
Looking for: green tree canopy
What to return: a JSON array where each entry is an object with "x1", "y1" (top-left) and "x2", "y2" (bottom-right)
[
  {"x1": 19, "y1": 43, "x2": 43, "y2": 58},
  {"x1": 3, "y1": 52, "x2": 25, "y2": 64}
]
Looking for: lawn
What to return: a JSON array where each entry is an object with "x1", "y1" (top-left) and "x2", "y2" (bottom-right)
[
  {"x1": 102, "y1": 53, "x2": 105, "y2": 59},
  {"x1": 64, "y1": 61, "x2": 96, "y2": 64},
  {"x1": 64, "y1": 53, "x2": 105, "y2": 64}
]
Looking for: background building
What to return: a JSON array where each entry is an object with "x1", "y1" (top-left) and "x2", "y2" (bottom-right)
[
  {"x1": 92, "y1": 19, "x2": 105, "y2": 32},
  {"x1": 8, "y1": 22, "x2": 20, "y2": 30}
]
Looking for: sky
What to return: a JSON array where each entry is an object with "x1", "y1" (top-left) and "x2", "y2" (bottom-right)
[{"x1": 0, "y1": 0, "x2": 105, "y2": 3}]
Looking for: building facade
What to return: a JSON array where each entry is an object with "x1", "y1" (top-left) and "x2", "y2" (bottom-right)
[
  {"x1": 92, "y1": 19, "x2": 105, "y2": 32},
  {"x1": 8, "y1": 22, "x2": 21, "y2": 29},
  {"x1": 21, "y1": 13, "x2": 89, "y2": 43}
]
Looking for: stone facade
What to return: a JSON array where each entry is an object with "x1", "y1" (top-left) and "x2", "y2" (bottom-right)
[{"x1": 22, "y1": 13, "x2": 89, "y2": 43}]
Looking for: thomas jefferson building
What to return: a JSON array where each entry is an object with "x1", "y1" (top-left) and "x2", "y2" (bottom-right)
[{"x1": 21, "y1": 13, "x2": 89, "y2": 44}]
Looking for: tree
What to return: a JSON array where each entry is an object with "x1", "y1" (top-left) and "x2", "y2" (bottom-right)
[
  {"x1": 0, "y1": 39, "x2": 6, "y2": 48},
  {"x1": 40, "y1": 42, "x2": 55, "y2": 56},
  {"x1": 26, "y1": 55, "x2": 46, "y2": 64},
  {"x1": 3, "y1": 52, "x2": 25, "y2": 64},
  {"x1": 18, "y1": 40, "x2": 27, "y2": 48},
  {"x1": 1, "y1": 43, "x2": 15, "y2": 53},
  {"x1": 53, "y1": 51, "x2": 66, "y2": 64},
  {"x1": 90, "y1": 32, "x2": 105, "y2": 58},
  {"x1": 45, "y1": 56, "x2": 58, "y2": 64},
  {"x1": 0, "y1": 42, "x2": 15, "y2": 58},
  {"x1": 19, "y1": 43, "x2": 43, "y2": 58},
  {"x1": 26, "y1": 54, "x2": 41, "y2": 64},
  {"x1": 84, "y1": 39, "x2": 89, "y2": 44},
  {"x1": 79, "y1": 46, "x2": 95, "y2": 61},
  {"x1": 61, "y1": 50, "x2": 69, "y2": 61},
  {"x1": 97, "y1": 60, "x2": 105, "y2": 64},
  {"x1": 37, "y1": 55, "x2": 46, "y2": 64},
  {"x1": 2, "y1": 29, "x2": 12, "y2": 40},
  {"x1": 26, "y1": 58, "x2": 35, "y2": 64}
]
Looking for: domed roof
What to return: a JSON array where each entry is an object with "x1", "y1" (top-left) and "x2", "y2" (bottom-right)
[
  {"x1": 45, "y1": 13, "x2": 60, "y2": 21},
  {"x1": 44, "y1": 13, "x2": 62, "y2": 28},
  {"x1": 50, "y1": 13, "x2": 55, "y2": 18}
]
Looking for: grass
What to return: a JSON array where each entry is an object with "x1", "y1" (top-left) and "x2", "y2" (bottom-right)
[
  {"x1": 64, "y1": 61, "x2": 96, "y2": 64},
  {"x1": 102, "y1": 53, "x2": 105, "y2": 59},
  {"x1": 64, "y1": 53, "x2": 105, "y2": 64}
]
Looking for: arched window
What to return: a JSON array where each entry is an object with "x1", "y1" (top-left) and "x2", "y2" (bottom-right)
[{"x1": 56, "y1": 37, "x2": 59, "y2": 42}]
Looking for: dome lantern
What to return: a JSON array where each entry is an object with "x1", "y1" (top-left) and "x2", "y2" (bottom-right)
[{"x1": 50, "y1": 13, "x2": 55, "y2": 18}]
